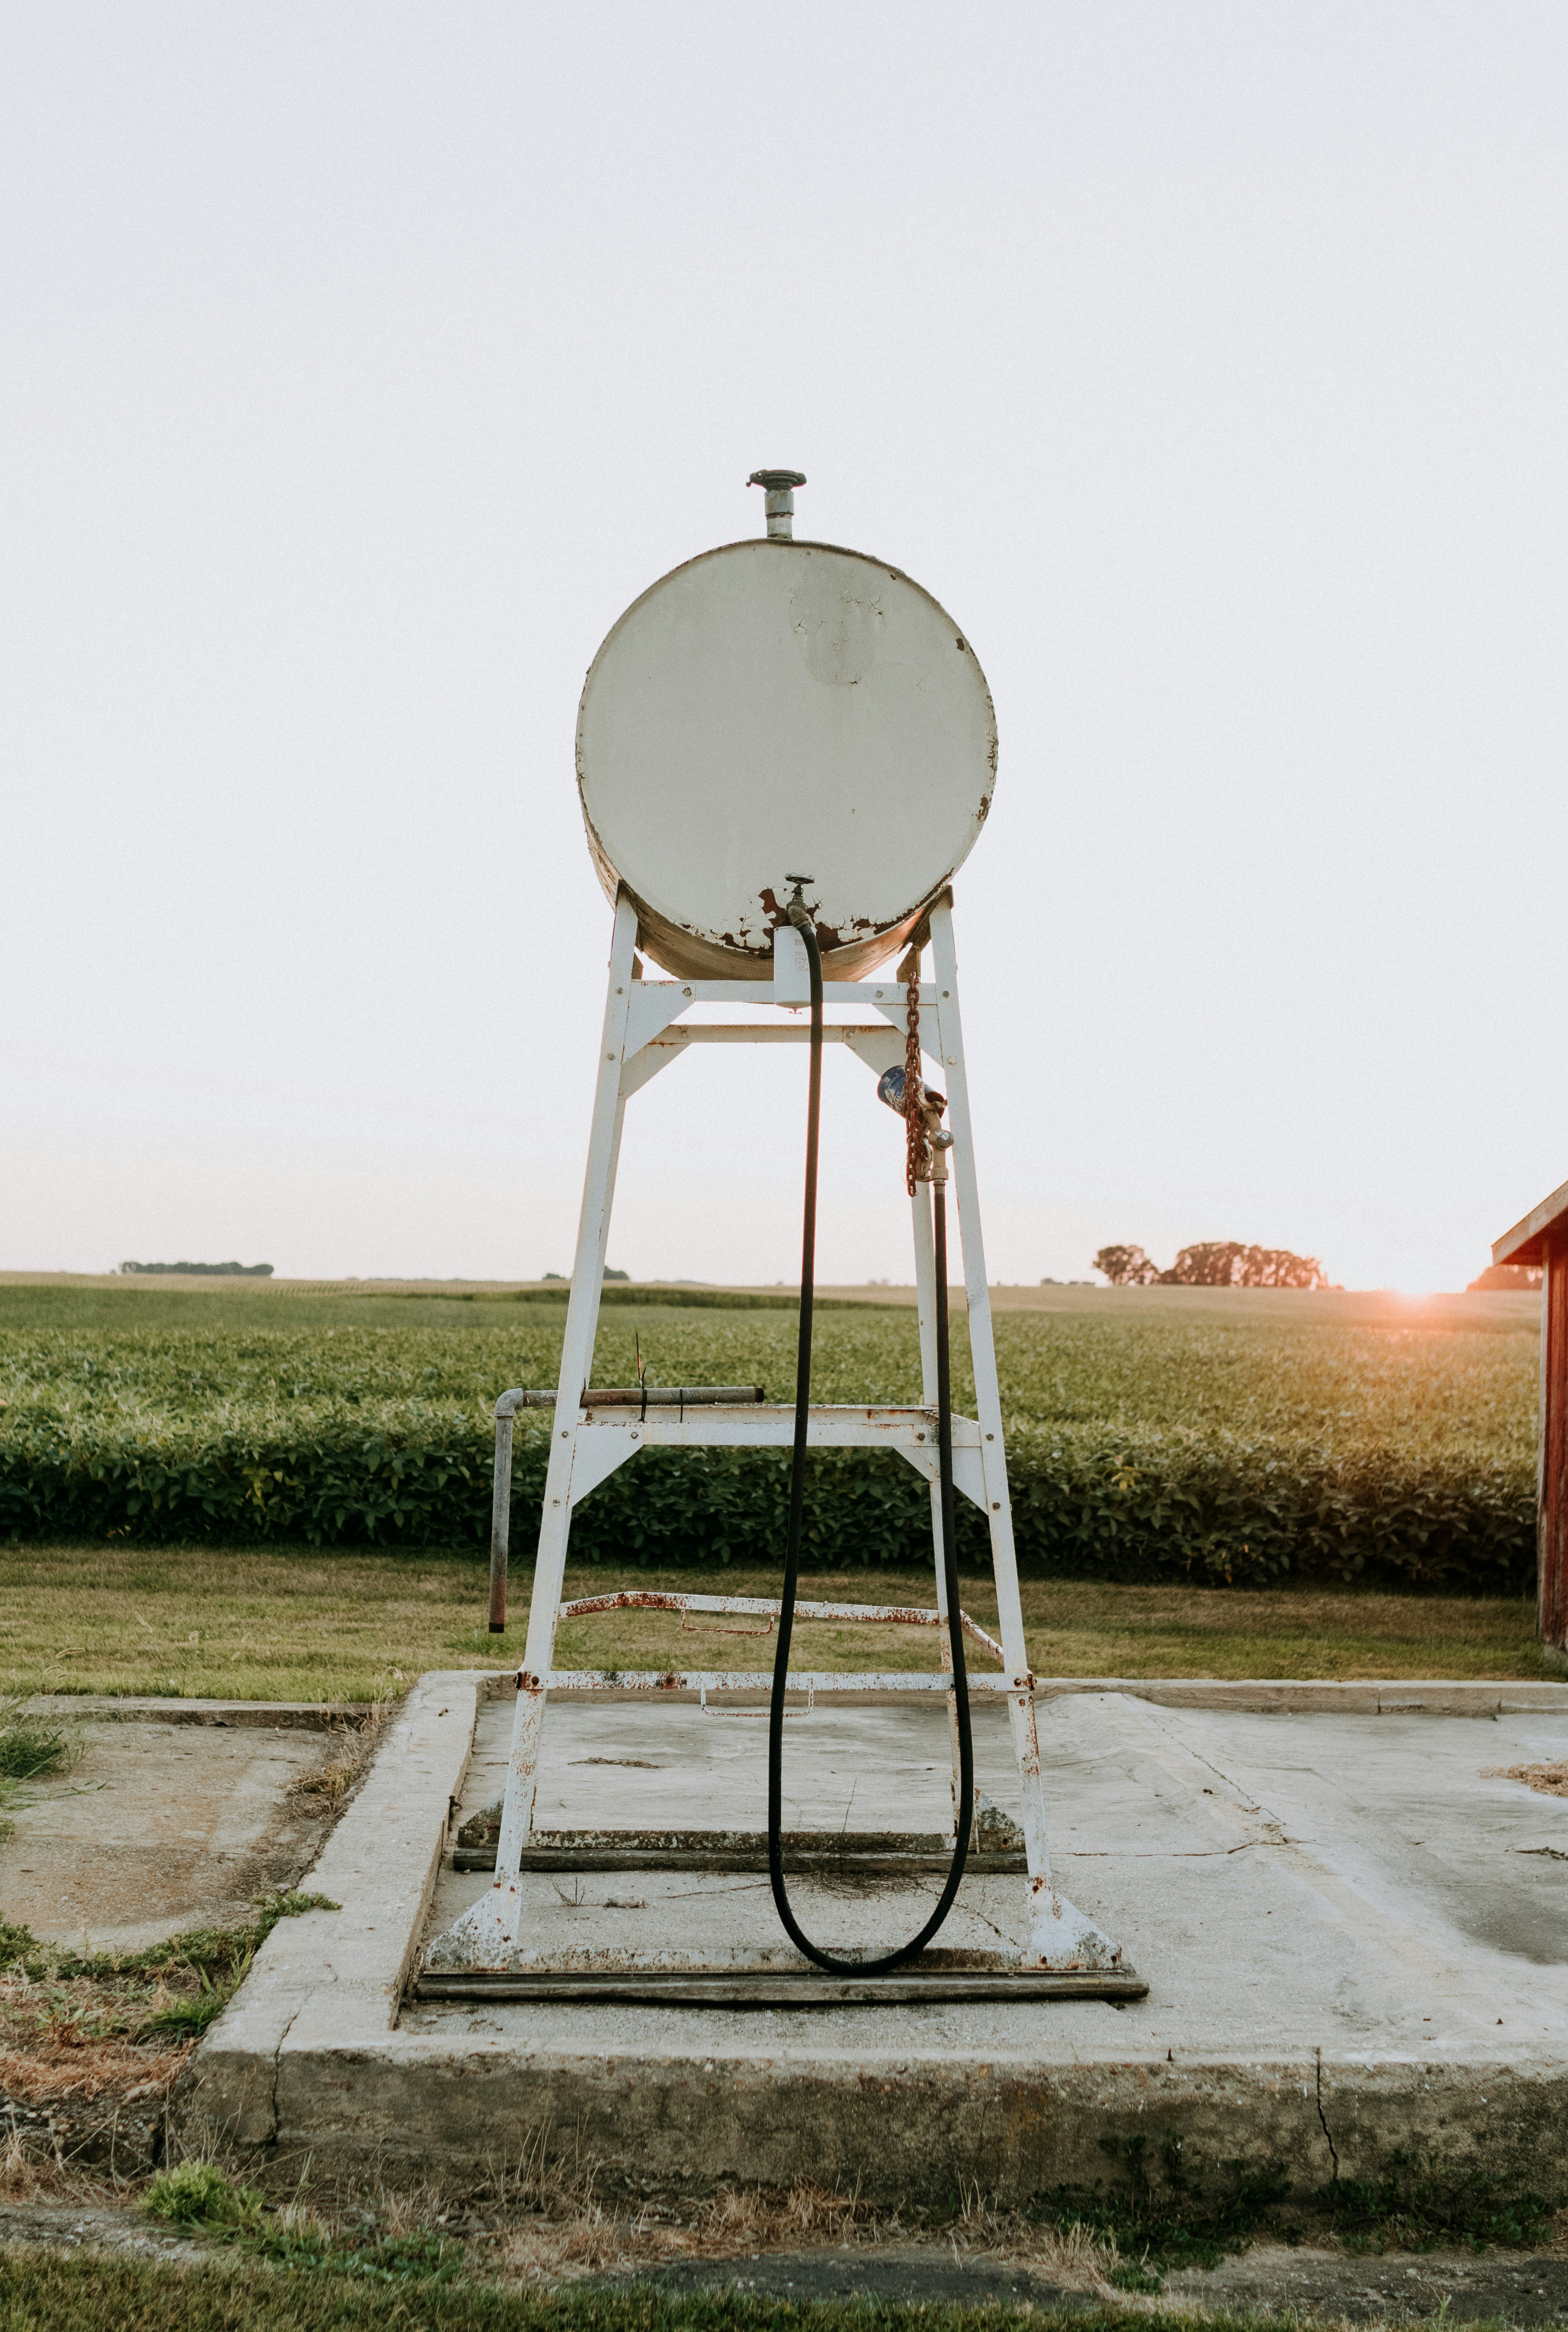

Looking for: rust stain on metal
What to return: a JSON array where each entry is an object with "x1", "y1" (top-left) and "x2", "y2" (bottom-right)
[
  {"x1": 544, "y1": 1667, "x2": 1017, "y2": 1694},
  {"x1": 555, "y1": 1589, "x2": 1004, "y2": 1666}
]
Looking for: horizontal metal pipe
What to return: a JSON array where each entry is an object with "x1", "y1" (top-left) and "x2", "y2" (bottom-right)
[
  {"x1": 452, "y1": 1845, "x2": 1027, "y2": 1875},
  {"x1": 494, "y1": 1385, "x2": 765, "y2": 1417},
  {"x1": 541, "y1": 1667, "x2": 1028, "y2": 1694},
  {"x1": 415, "y1": 1969, "x2": 1148, "y2": 2004},
  {"x1": 584, "y1": 1385, "x2": 765, "y2": 1408},
  {"x1": 637, "y1": 1025, "x2": 887, "y2": 1045},
  {"x1": 635, "y1": 981, "x2": 939, "y2": 1006}
]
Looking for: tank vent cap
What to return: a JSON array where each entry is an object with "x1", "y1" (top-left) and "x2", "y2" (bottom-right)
[{"x1": 748, "y1": 469, "x2": 807, "y2": 540}]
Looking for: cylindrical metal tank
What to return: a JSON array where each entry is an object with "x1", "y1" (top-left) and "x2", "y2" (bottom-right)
[{"x1": 575, "y1": 529, "x2": 998, "y2": 982}]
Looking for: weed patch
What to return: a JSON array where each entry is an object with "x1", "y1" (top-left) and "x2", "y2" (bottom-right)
[
  {"x1": 144, "y1": 2161, "x2": 465, "y2": 2283},
  {"x1": 1, "y1": 1888, "x2": 340, "y2": 1986},
  {"x1": 1031, "y1": 2131, "x2": 1561, "y2": 2285},
  {"x1": 1033, "y1": 2135, "x2": 1293, "y2": 2282},
  {"x1": 141, "y1": 1963, "x2": 244, "y2": 2039},
  {"x1": 1324, "y1": 2165, "x2": 1560, "y2": 2252},
  {"x1": 0, "y1": 1892, "x2": 340, "y2": 2140},
  {"x1": 147, "y1": 2159, "x2": 265, "y2": 2228},
  {"x1": 0, "y1": 1700, "x2": 80, "y2": 1780}
]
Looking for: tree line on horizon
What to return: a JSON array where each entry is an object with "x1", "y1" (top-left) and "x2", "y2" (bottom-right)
[
  {"x1": 118, "y1": 1260, "x2": 274, "y2": 1277},
  {"x1": 1092, "y1": 1240, "x2": 1334, "y2": 1289}
]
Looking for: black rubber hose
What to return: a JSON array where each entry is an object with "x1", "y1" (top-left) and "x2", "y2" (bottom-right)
[{"x1": 766, "y1": 914, "x2": 974, "y2": 1974}]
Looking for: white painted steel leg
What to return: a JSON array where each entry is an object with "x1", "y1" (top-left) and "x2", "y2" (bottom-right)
[
  {"x1": 928, "y1": 899, "x2": 1120, "y2": 1970},
  {"x1": 911, "y1": 1175, "x2": 962, "y2": 1838},
  {"x1": 496, "y1": 895, "x2": 639, "y2": 1878},
  {"x1": 440, "y1": 899, "x2": 641, "y2": 1966}
]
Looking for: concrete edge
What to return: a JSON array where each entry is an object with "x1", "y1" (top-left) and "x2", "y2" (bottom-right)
[
  {"x1": 20, "y1": 1695, "x2": 392, "y2": 1729},
  {"x1": 1036, "y1": 1679, "x2": 1568, "y2": 1715},
  {"x1": 30, "y1": 1676, "x2": 1568, "y2": 1727},
  {"x1": 540, "y1": 1678, "x2": 1568, "y2": 1714},
  {"x1": 234, "y1": 2040, "x2": 1568, "y2": 2201},
  {"x1": 172, "y1": 1669, "x2": 481, "y2": 2151}
]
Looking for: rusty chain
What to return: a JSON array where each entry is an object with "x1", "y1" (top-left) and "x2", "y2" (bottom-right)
[{"x1": 904, "y1": 954, "x2": 925, "y2": 1195}]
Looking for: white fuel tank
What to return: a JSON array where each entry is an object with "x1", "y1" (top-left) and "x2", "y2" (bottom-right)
[{"x1": 575, "y1": 534, "x2": 998, "y2": 982}]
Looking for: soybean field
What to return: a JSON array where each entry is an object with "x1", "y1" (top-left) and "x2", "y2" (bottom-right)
[{"x1": 0, "y1": 1280, "x2": 1538, "y2": 1592}]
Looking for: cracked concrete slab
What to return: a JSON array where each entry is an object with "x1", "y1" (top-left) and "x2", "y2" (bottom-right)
[
  {"x1": 0, "y1": 1714, "x2": 342, "y2": 1952},
  {"x1": 176, "y1": 1673, "x2": 1568, "y2": 2202}
]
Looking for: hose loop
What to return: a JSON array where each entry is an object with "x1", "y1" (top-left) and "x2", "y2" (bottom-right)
[{"x1": 768, "y1": 913, "x2": 973, "y2": 1974}]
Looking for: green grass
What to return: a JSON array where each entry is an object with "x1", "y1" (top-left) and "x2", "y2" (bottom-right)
[
  {"x1": 0, "y1": 2251, "x2": 1528, "y2": 2332},
  {"x1": 0, "y1": 1281, "x2": 1542, "y2": 1590},
  {"x1": 0, "y1": 1549, "x2": 1549, "y2": 1702}
]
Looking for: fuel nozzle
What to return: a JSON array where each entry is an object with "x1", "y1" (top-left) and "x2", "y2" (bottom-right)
[{"x1": 876, "y1": 1064, "x2": 953, "y2": 1181}]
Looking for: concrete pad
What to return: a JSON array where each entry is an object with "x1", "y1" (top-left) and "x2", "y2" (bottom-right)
[
  {"x1": 177, "y1": 1671, "x2": 1568, "y2": 2203},
  {"x1": 0, "y1": 1714, "x2": 339, "y2": 1952},
  {"x1": 428, "y1": 1692, "x2": 1047, "y2": 1966}
]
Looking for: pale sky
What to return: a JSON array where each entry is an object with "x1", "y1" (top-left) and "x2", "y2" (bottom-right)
[{"x1": 6, "y1": 3, "x2": 1566, "y2": 1293}]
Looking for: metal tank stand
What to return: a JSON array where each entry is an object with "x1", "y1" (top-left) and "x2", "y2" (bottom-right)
[{"x1": 420, "y1": 887, "x2": 1140, "y2": 2005}]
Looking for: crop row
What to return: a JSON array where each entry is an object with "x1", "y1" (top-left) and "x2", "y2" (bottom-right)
[
  {"x1": 0, "y1": 1307, "x2": 1538, "y2": 1589},
  {"x1": 0, "y1": 1414, "x2": 1534, "y2": 1593}
]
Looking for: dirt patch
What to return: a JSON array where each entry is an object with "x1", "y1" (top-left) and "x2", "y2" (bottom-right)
[
  {"x1": 0, "y1": 1951, "x2": 196, "y2": 2174},
  {"x1": 0, "y1": 2194, "x2": 201, "y2": 2261},
  {"x1": 1167, "y1": 2238, "x2": 1568, "y2": 2323},
  {"x1": 1485, "y1": 1759, "x2": 1568, "y2": 1798},
  {"x1": 599, "y1": 2245, "x2": 1101, "y2": 2309},
  {"x1": 2, "y1": 2077, "x2": 177, "y2": 2179}
]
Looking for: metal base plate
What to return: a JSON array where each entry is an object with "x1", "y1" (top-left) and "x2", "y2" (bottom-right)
[
  {"x1": 453, "y1": 1845, "x2": 1027, "y2": 1874},
  {"x1": 413, "y1": 1966, "x2": 1148, "y2": 2008},
  {"x1": 451, "y1": 1823, "x2": 1030, "y2": 1878}
]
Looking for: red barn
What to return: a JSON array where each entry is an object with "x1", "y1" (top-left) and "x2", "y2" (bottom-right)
[{"x1": 1492, "y1": 1180, "x2": 1568, "y2": 1663}]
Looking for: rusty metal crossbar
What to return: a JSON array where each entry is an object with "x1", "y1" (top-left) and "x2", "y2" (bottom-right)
[
  {"x1": 554, "y1": 1588, "x2": 1007, "y2": 1669},
  {"x1": 416, "y1": 1969, "x2": 1148, "y2": 2006},
  {"x1": 545, "y1": 1670, "x2": 1018, "y2": 1694}
]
